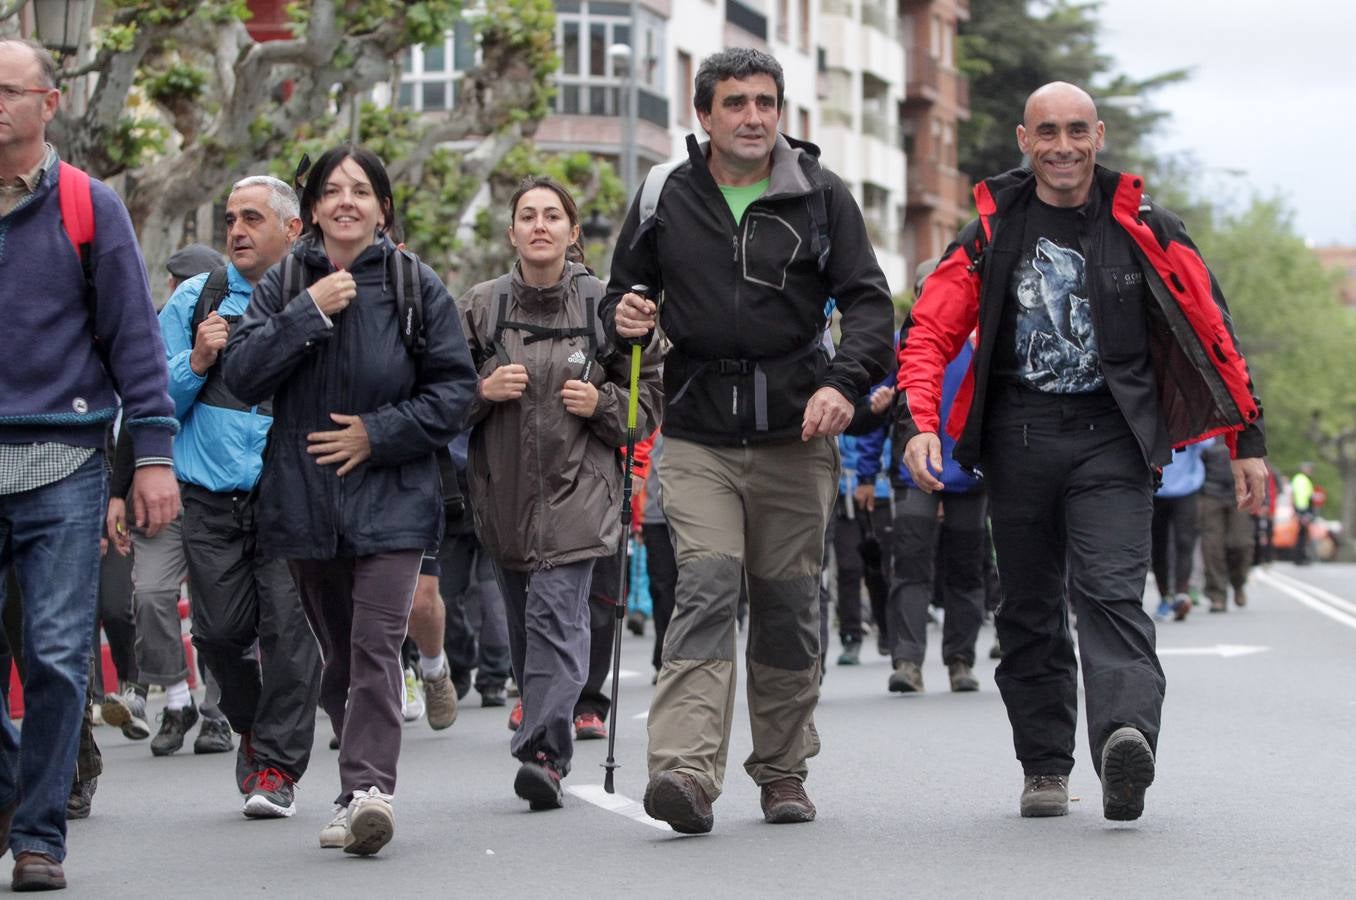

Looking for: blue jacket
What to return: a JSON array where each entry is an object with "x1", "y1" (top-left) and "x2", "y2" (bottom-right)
[
  {"x1": 161, "y1": 265, "x2": 271, "y2": 492},
  {"x1": 0, "y1": 154, "x2": 175, "y2": 461},
  {"x1": 859, "y1": 335, "x2": 980, "y2": 494},
  {"x1": 839, "y1": 434, "x2": 891, "y2": 499},
  {"x1": 1156, "y1": 439, "x2": 1210, "y2": 498}
]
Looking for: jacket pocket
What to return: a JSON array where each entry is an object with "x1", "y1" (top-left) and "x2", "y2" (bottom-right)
[
  {"x1": 1096, "y1": 266, "x2": 1148, "y2": 362},
  {"x1": 742, "y1": 211, "x2": 802, "y2": 290},
  {"x1": 760, "y1": 345, "x2": 830, "y2": 435}
]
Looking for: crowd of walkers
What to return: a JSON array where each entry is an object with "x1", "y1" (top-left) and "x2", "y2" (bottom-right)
[{"x1": 1, "y1": 36, "x2": 1285, "y2": 892}]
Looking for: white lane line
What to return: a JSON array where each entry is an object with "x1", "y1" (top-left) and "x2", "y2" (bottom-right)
[
  {"x1": 567, "y1": 784, "x2": 672, "y2": 831},
  {"x1": 1256, "y1": 569, "x2": 1356, "y2": 631},
  {"x1": 1264, "y1": 570, "x2": 1356, "y2": 617},
  {"x1": 632, "y1": 709, "x2": 649, "y2": 720},
  {"x1": 1158, "y1": 644, "x2": 1268, "y2": 658}
]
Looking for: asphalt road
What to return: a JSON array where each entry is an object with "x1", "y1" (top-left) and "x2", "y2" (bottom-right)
[{"x1": 49, "y1": 561, "x2": 1356, "y2": 899}]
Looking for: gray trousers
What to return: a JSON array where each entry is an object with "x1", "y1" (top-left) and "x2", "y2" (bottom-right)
[
  {"x1": 289, "y1": 551, "x2": 421, "y2": 806},
  {"x1": 496, "y1": 559, "x2": 594, "y2": 775},
  {"x1": 648, "y1": 437, "x2": 837, "y2": 801},
  {"x1": 129, "y1": 515, "x2": 223, "y2": 716},
  {"x1": 887, "y1": 487, "x2": 988, "y2": 667}
]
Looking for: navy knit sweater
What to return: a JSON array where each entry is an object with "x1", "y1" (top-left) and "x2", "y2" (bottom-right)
[{"x1": 0, "y1": 157, "x2": 175, "y2": 463}]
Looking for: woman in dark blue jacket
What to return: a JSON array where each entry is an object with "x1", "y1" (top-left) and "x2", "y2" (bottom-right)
[{"x1": 223, "y1": 145, "x2": 476, "y2": 857}]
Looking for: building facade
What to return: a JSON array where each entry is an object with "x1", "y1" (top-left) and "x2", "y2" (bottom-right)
[{"x1": 899, "y1": 0, "x2": 971, "y2": 276}]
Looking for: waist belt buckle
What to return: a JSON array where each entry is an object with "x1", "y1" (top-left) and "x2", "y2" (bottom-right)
[{"x1": 717, "y1": 359, "x2": 752, "y2": 376}]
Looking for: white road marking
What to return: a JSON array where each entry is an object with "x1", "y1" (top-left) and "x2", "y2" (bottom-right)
[
  {"x1": 1263, "y1": 570, "x2": 1356, "y2": 617},
  {"x1": 632, "y1": 709, "x2": 649, "y2": 720},
  {"x1": 567, "y1": 784, "x2": 672, "y2": 831},
  {"x1": 617, "y1": 669, "x2": 641, "y2": 680},
  {"x1": 1256, "y1": 569, "x2": 1356, "y2": 631},
  {"x1": 1157, "y1": 644, "x2": 1268, "y2": 658}
]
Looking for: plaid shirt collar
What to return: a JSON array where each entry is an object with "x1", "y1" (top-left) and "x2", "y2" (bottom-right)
[{"x1": 0, "y1": 143, "x2": 56, "y2": 197}]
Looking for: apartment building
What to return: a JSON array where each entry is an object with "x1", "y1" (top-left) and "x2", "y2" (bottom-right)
[{"x1": 899, "y1": 0, "x2": 971, "y2": 273}]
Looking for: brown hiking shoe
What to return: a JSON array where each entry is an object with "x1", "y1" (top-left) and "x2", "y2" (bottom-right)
[
  {"x1": 12, "y1": 852, "x2": 65, "y2": 892},
  {"x1": 1020, "y1": 774, "x2": 1070, "y2": 818},
  {"x1": 888, "y1": 660, "x2": 924, "y2": 694},
  {"x1": 760, "y1": 776, "x2": 816, "y2": 824},
  {"x1": 643, "y1": 771, "x2": 714, "y2": 834},
  {"x1": 947, "y1": 658, "x2": 980, "y2": 692}
]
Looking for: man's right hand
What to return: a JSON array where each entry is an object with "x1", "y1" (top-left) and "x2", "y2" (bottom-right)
[
  {"x1": 309, "y1": 270, "x2": 357, "y2": 317},
  {"x1": 615, "y1": 292, "x2": 657, "y2": 339},
  {"x1": 131, "y1": 465, "x2": 181, "y2": 538},
  {"x1": 189, "y1": 311, "x2": 230, "y2": 375},
  {"x1": 903, "y1": 432, "x2": 945, "y2": 493},
  {"x1": 106, "y1": 497, "x2": 131, "y2": 557},
  {"x1": 480, "y1": 364, "x2": 529, "y2": 402}
]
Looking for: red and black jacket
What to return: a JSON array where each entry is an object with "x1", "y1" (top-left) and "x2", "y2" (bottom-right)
[{"x1": 898, "y1": 165, "x2": 1264, "y2": 470}]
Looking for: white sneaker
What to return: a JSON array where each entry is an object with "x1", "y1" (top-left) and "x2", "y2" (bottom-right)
[
  {"x1": 344, "y1": 787, "x2": 394, "y2": 856},
  {"x1": 402, "y1": 667, "x2": 425, "y2": 722},
  {"x1": 319, "y1": 804, "x2": 348, "y2": 849}
]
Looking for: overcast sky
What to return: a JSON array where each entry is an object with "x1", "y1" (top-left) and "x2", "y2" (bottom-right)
[{"x1": 1095, "y1": 0, "x2": 1356, "y2": 247}]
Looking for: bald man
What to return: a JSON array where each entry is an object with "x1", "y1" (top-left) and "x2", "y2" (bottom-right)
[{"x1": 897, "y1": 82, "x2": 1268, "y2": 822}]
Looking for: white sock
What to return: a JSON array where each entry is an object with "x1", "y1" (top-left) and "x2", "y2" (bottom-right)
[
  {"x1": 165, "y1": 680, "x2": 192, "y2": 711},
  {"x1": 419, "y1": 651, "x2": 447, "y2": 680}
]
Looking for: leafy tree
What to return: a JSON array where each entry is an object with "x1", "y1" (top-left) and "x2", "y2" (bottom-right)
[
  {"x1": 1, "y1": 0, "x2": 564, "y2": 291},
  {"x1": 957, "y1": 0, "x2": 1186, "y2": 180},
  {"x1": 1185, "y1": 196, "x2": 1356, "y2": 544}
]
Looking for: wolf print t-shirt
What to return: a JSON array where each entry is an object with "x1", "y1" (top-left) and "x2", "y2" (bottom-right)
[{"x1": 991, "y1": 199, "x2": 1107, "y2": 394}]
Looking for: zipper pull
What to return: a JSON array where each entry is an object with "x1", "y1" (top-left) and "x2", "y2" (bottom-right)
[
  {"x1": 1023, "y1": 423, "x2": 1029, "y2": 448},
  {"x1": 732, "y1": 235, "x2": 738, "y2": 263}
]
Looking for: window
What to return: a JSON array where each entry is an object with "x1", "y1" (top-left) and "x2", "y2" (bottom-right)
[
  {"x1": 798, "y1": 106, "x2": 811, "y2": 142},
  {"x1": 396, "y1": 22, "x2": 476, "y2": 112},
  {"x1": 677, "y1": 50, "x2": 694, "y2": 127},
  {"x1": 777, "y1": 0, "x2": 789, "y2": 43},
  {"x1": 799, "y1": 0, "x2": 811, "y2": 51},
  {"x1": 930, "y1": 14, "x2": 942, "y2": 60},
  {"x1": 553, "y1": 3, "x2": 668, "y2": 121}
]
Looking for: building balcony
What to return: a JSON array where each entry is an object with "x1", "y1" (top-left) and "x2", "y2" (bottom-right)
[
  {"x1": 907, "y1": 159, "x2": 942, "y2": 210},
  {"x1": 906, "y1": 53, "x2": 939, "y2": 105}
]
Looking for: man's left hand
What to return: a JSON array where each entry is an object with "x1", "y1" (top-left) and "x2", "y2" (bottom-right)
[
  {"x1": 801, "y1": 386, "x2": 854, "y2": 441},
  {"x1": 131, "y1": 465, "x2": 180, "y2": 537},
  {"x1": 1232, "y1": 457, "x2": 1268, "y2": 515},
  {"x1": 307, "y1": 413, "x2": 372, "y2": 476}
]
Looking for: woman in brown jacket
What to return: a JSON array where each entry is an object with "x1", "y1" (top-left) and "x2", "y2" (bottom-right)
[{"x1": 458, "y1": 177, "x2": 661, "y2": 809}]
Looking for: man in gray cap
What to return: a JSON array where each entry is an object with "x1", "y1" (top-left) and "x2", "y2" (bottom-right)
[{"x1": 165, "y1": 243, "x2": 227, "y2": 291}]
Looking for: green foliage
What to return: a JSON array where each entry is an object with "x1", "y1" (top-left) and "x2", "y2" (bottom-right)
[
  {"x1": 470, "y1": 0, "x2": 560, "y2": 120},
  {"x1": 106, "y1": 115, "x2": 169, "y2": 168},
  {"x1": 142, "y1": 63, "x2": 207, "y2": 105},
  {"x1": 1187, "y1": 196, "x2": 1356, "y2": 507},
  {"x1": 958, "y1": 0, "x2": 1186, "y2": 180}
]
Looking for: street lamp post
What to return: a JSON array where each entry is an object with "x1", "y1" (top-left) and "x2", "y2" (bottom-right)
[
  {"x1": 32, "y1": 0, "x2": 92, "y2": 56},
  {"x1": 607, "y1": 0, "x2": 640, "y2": 199}
]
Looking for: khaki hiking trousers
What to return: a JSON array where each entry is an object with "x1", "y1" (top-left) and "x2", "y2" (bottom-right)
[{"x1": 647, "y1": 436, "x2": 838, "y2": 800}]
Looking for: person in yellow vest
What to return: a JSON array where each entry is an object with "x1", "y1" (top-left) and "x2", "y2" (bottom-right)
[{"x1": 1290, "y1": 463, "x2": 1315, "y2": 565}]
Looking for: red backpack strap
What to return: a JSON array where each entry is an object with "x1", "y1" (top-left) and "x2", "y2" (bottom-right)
[{"x1": 58, "y1": 161, "x2": 96, "y2": 259}]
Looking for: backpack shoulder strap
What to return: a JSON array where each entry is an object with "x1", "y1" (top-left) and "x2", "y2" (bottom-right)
[
  {"x1": 571, "y1": 271, "x2": 610, "y2": 362},
  {"x1": 805, "y1": 169, "x2": 832, "y2": 274},
  {"x1": 58, "y1": 162, "x2": 95, "y2": 259},
  {"x1": 58, "y1": 162, "x2": 98, "y2": 330},
  {"x1": 389, "y1": 248, "x2": 425, "y2": 357},
  {"x1": 280, "y1": 252, "x2": 307, "y2": 304},
  {"x1": 189, "y1": 265, "x2": 232, "y2": 349},
  {"x1": 486, "y1": 273, "x2": 513, "y2": 367},
  {"x1": 638, "y1": 158, "x2": 684, "y2": 227}
]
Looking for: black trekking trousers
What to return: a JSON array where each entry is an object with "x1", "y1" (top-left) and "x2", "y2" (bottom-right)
[
  {"x1": 182, "y1": 485, "x2": 321, "y2": 781},
  {"x1": 982, "y1": 388, "x2": 1166, "y2": 777}
]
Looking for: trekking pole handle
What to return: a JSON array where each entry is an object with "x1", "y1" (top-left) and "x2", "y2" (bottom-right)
[{"x1": 625, "y1": 284, "x2": 650, "y2": 429}]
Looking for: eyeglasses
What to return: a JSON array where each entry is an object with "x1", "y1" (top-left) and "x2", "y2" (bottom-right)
[{"x1": 0, "y1": 84, "x2": 53, "y2": 104}]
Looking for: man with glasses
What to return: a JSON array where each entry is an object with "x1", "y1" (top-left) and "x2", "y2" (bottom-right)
[{"x1": 0, "y1": 38, "x2": 179, "y2": 891}]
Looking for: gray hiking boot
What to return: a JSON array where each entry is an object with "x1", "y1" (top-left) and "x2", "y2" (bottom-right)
[
  {"x1": 423, "y1": 665, "x2": 458, "y2": 731},
  {"x1": 1100, "y1": 726, "x2": 1155, "y2": 821},
  {"x1": 1020, "y1": 774, "x2": 1070, "y2": 818},
  {"x1": 888, "y1": 660, "x2": 924, "y2": 694},
  {"x1": 947, "y1": 658, "x2": 980, "y2": 692}
]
